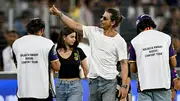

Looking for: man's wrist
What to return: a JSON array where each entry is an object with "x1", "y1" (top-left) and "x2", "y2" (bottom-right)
[
  {"x1": 121, "y1": 84, "x2": 128, "y2": 89},
  {"x1": 57, "y1": 12, "x2": 63, "y2": 19}
]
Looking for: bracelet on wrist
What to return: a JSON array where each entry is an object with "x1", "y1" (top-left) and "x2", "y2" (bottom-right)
[
  {"x1": 58, "y1": 12, "x2": 63, "y2": 19},
  {"x1": 121, "y1": 84, "x2": 128, "y2": 89}
]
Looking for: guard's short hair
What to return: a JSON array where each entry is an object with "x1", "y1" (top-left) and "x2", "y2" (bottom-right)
[
  {"x1": 26, "y1": 18, "x2": 45, "y2": 34},
  {"x1": 136, "y1": 14, "x2": 156, "y2": 33}
]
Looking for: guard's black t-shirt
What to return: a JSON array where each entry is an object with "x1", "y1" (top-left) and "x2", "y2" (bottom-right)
[{"x1": 58, "y1": 47, "x2": 86, "y2": 78}]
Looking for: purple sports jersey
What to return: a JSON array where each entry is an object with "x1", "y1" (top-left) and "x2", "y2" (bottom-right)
[
  {"x1": 171, "y1": 68, "x2": 178, "y2": 87},
  {"x1": 49, "y1": 46, "x2": 59, "y2": 61}
]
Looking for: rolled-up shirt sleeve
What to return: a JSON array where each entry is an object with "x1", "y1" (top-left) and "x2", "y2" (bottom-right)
[
  {"x1": 129, "y1": 43, "x2": 136, "y2": 62},
  {"x1": 49, "y1": 45, "x2": 59, "y2": 62}
]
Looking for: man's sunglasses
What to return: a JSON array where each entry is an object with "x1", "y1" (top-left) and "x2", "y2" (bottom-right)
[{"x1": 100, "y1": 15, "x2": 109, "y2": 20}]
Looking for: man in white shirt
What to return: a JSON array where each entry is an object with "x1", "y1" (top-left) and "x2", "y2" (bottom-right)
[
  {"x1": 2, "y1": 30, "x2": 19, "y2": 72},
  {"x1": 50, "y1": 5, "x2": 129, "y2": 101},
  {"x1": 129, "y1": 14, "x2": 177, "y2": 101},
  {"x1": 12, "y1": 18, "x2": 60, "y2": 101}
]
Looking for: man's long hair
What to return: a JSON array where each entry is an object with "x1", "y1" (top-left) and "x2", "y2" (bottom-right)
[{"x1": 106, "y1": 8, "x2": 124, "y2": 28}]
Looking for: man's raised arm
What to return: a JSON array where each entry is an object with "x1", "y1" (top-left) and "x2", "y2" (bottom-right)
[{"x1": 49, "y1": 5, "x2": 83, "y2": 33}]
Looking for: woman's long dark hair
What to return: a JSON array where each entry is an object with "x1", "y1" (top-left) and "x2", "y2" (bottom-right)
[{"x1": 56, "y1": 27, "x2": 79, "y2": 51}]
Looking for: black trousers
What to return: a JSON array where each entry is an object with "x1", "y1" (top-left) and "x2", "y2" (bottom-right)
[{"x1": 18, "y1": 96, "x2": 53, "y2": 101}]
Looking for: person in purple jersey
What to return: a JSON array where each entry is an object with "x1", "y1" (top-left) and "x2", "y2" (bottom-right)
[
  {"x1": 129, "y1": 14, "x2": 177, "y2": 101},
  {"x1": 135, "y1": 34, "x2": 180, "y2": 101},
  {"x1": 12, "y1": 18, "x2": 60, "y2": 101},
  {"x1": 170, "y1": 68, "x2": 180, "y2": 101}
]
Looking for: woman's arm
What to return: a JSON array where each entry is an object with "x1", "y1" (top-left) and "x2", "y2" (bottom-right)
[{"x1": 81, "y1": 58, "x2": 88, "y2": 78}]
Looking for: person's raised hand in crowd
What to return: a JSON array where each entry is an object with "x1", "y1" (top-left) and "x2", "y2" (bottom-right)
[{"x1": 49, "y1": 5, "x2": 61, "y2": 16}]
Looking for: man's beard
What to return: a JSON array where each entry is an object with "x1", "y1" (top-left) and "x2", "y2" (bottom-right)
[
  {"x1": 99, "y1": 23, "x2": 103, "y2": 28},
  {"x1": 99, "y1": 21, "x2": 104, "y2": 28}
]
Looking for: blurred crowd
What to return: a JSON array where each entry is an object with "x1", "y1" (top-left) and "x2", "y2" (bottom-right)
[{"x1": 0, "y1": 0, "x2": 180, "y2": 71}]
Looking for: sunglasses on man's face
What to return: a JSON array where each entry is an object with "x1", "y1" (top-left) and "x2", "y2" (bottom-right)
[{"x1": 100, "y1": 15, "x2": 109, "y2": 21}]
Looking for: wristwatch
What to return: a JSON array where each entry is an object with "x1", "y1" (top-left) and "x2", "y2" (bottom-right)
[{"x1": 121, "y1": 84, "x2": 128, "y2": 89}]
